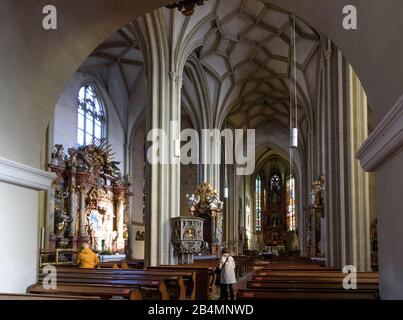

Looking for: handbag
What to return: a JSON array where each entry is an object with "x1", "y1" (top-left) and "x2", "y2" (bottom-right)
[{"x1": 214, "y1": 256, "x2": 229, "y2": 286}]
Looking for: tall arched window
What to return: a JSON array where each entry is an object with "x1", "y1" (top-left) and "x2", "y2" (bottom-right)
[
  {"x1": 270, "y1": 174, "x2": 281, "y2": 191},
  {"x1": 77, "y1": 84, "x2": 106, "y2": 146},
  {"x1": 286, "y1": 176, "x2": 296, "y2": 231},
  {"x1": 255, "y1": 175, "x2": 262, "y2": 232}
]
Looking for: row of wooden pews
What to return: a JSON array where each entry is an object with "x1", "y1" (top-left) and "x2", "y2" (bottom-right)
[
  {"x1": 0, "y1": 293, "x2": 101, "y2": 300},
  {"x1": 237, "y1": 257, "x2": 380, "y2": 300},
  {"x1": 27, "y1": 265, "x2": 198, "y2": 300},
  {"x1": 233, "y1": 255, "x2": 255, "y2": 278},
  {"x1": 23, "y1": 254, "x2": 254, "y2": 300}
]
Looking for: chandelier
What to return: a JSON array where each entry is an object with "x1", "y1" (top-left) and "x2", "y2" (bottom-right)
[{"x1": 166, "y1": 0, "x2": 208, "y2": 16}]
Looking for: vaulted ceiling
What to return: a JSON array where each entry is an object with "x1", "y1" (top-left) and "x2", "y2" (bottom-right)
[{"x1": 76, "y1": 0, "x2": 324, "y2": 157}]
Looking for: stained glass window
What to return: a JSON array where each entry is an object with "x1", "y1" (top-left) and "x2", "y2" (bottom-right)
[
  {"x1": 270, "y1": 174, "x2": 281, "y2": 191},
  {"x1": 77, "y1": 85, "x2": 106, "y2": 146},
  {"x1": 286, "y1": 176, "x2": 296, "y2": 231},
  {"x1": 255, "y1": 175, "x2": 262, "y2": 232}
]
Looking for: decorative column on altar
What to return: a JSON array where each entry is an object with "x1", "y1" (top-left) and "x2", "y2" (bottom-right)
[
  {"x1": 115, "y1": 189, "x2": 126, "y2": 253},
  {"x1": 77, "y1": 185, "x2": 88, "y2": 245},
  {"x1": 68, "y1": 185, "x2": 78, "y2": 249},
  {"x1": 185, "y1": 183, "x2": 224, "y2": 256},
  {"x1": 46, "y1": 184, "x2": 57, "y2": 250}
]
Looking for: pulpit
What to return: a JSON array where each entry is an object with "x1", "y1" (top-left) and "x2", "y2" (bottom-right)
[
  {"x1": 186, "y1": 183, "x2": 224, "y2": 256},
  {"x1": 171, "y1": 216, "x2": 204, "y2": 264}
]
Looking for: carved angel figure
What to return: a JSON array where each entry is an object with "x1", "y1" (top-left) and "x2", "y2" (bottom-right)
[
  {"x1": 67, "y1": 148, "x2": 78, "y2": 168},
  {"x1": 186, "y1": 194, "x2": 200, "y2": 210},
  {"x1": 52, "y1": 145, "x2": 65, "y2": 160},
  {"x1": 207, "y1": 194, "x2": 224, "y2": 210}
]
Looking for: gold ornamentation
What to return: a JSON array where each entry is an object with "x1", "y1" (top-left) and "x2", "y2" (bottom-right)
[{"x1": 312, "y1": 175, "x2": 325, "y2": 206}]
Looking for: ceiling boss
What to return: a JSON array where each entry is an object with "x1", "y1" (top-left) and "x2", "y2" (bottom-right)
[{"x1": 166, "y1": 0, "x2": 208, "y2": 16}]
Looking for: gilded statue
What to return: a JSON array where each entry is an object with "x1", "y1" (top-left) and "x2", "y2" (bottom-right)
[
  {"x1": 195, "y1": 182, "x2": 223, "y2": 210},
  {"x1": 312, "y1": 175, "x2": 325, "y2": 206}
]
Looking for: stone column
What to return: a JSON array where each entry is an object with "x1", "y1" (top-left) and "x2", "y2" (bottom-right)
[
  {"x1": 139, "y1": 11, "x2": 184, "y2": 266},
  {"x1": 347, "y1": 66, "x2": 371, "y2": 271},
  {"x1": 320, "y1": 40, "x2": 372, "y2": 271}
]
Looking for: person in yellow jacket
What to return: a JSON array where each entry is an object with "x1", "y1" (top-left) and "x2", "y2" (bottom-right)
[{"x1": 77, "y1": 243, "x2": 99, "y2": 269}]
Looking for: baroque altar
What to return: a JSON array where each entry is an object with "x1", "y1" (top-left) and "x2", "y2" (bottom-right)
[
  {"x1": 185, "y1": 183, "x2": 224, "y2": 256},
  {"x1": 46, "y1": 140, "x2": 133, "y2": 255}
]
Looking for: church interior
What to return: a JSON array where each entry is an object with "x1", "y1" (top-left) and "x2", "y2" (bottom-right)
[{"x1": 0, "y1": 0, "x2": 403, "y2": 301}]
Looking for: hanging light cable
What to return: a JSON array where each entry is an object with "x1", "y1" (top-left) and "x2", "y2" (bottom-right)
[
  {"x1": 291, "y1": 15, "x2": 299, "y2": 149},
  {"x1": 223, "y1": 119, "x2": 229, "y2": 199}
]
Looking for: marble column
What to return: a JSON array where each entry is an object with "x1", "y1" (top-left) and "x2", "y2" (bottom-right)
[
  {"x1": 69, "y1": 186, "x2": 78, "y2": 249},
  {"x1": 46, "y1": 185, "x2": 56, "y2": 250},
  {"x1": 116, "y1": 193, "x2": 125, "y2": 253},
  {"x1": 78, "y1": 186, "x2": 88, "y2": 244}
]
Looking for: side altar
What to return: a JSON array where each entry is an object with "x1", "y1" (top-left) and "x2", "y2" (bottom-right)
[{"x1": 45, "y1": 141, "x2": 133, "y2": 255}]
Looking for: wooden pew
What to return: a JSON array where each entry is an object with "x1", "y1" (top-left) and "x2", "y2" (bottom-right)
[
  {"x1": 242, "y1": 257, "x2": 379, "y2": 300},
  {"x1": 39, "y1": 270, "x2": 185, "y2": 300},
  {"x1": 150, "y1": 265, "x2": 214, "y2": 300},
  {"x1": 247, "y1": 280, "x2": 379, "y2": 291},
  {"x1": 35, "y1": 268, "x2": 170, "y2": 300},
  {"x1": 0, "y1": 293, "x2": 101, "y2": 300},
  {"x1": 255, "y1": 270, "x2": 379, "y2": 278},
  {"x1": 253, "y1": 275, "x2": 379, "y2": 284},
  {"x1": 260, "y1": 264, "x2": 338, "y2": 271},
  {"x1": 237, "y1": 288, "x2": 378, "y2": 300},
  {"x1": 27, "y1": 284, "x2": 135, "y2": 300},
  {"x1": 50, "y1": 267, "x2": 195, "y2": 300},
  {"x1": 233, "y1": 255, "x2": 255, "y2": 278}
]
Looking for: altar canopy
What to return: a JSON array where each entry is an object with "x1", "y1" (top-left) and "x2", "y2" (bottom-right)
[{"x1": 46, "y1": 140, "x2": 133, "y2": 254}]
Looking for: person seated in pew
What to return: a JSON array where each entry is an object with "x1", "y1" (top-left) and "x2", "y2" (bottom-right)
[
  {"x1": 217, "y1": 248, "x2": 236, "y2": 300},
  {"x1": 77, "y1": 243, "x2": 99, "y2": 269}
]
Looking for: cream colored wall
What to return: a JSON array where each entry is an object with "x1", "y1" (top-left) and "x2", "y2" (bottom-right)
[{"x1": 0, "y1": 183, "x2": 39, "y2": 293}]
